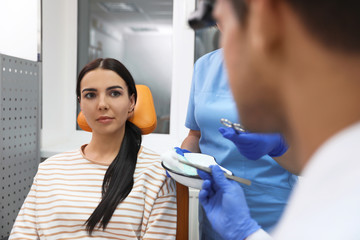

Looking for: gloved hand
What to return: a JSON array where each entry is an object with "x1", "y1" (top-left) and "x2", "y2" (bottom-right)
[
  {"x1": 198, "y1": 165, "x2": 261, "y2": 240},
  {"x1": 164, "y1": 147, "x2": 191, "y2": 178},
  {"x1": 219, "y1": 127, "x2": 288, "y2": 160},
  {"x1": 174, "y1": 147, "x2": 191, "y2": 156}
]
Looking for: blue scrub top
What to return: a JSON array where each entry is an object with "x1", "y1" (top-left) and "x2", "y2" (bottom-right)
[{"x1": 185, "y1": 49, "x2": 297, "y2": 231}]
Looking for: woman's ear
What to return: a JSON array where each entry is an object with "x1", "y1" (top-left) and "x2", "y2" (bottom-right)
[
  {"x1": 78, "y1": 97, "x2": 84, "y2": 112},
  {"x1": 127, "y1": 94, "x2": 135, "y2": 116}
]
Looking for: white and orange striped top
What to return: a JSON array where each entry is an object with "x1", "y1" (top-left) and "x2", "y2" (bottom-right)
[{"x1": 10, "y1": 145, "x2": 177, "y2": 239}]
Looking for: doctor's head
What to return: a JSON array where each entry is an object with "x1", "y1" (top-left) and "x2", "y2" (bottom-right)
[{"x1": 214, "y1": 0, "x2": 360, "y2": 133}]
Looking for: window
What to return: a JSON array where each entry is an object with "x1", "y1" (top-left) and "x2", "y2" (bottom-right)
[{"x1": 77, "y1": 0, "x2": 173, "y2": 134}]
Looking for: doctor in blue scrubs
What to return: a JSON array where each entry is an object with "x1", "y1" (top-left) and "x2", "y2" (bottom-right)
[{"x1": 180, "y1": 48, "x2": 297, "y2": 239}]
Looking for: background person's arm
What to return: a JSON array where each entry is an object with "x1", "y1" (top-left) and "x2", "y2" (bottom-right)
[
  {"x1": 181, "y1": 129, "x2": 201, "y2": 153},
  {"x1": 273, "y1": 146, "x2": 301, "y2": 175}
]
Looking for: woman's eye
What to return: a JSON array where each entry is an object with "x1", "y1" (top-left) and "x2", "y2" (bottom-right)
[
  {"x1": 84, "y1": 92, "x2": 96, "y2": 99},
  {"x1": 110, "y1": 91, "x2": 121, "y2": 97}
]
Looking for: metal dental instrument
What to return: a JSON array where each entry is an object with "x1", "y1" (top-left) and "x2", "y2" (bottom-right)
[
  {"x1": 177, "y1": 158, "x2": 251, "y2": 186},
  {"x1": 220, "y1": 118, "x2": 246, "y2": 134}
]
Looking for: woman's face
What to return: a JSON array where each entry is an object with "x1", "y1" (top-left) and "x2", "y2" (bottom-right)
[{"x1": 79, "y1": 68, "x2": 135, "y2": 136}]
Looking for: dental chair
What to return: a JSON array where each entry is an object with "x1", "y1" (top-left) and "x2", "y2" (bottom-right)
[{"x1": 77, "y1": 84, "x2": 189, "y2": 240}]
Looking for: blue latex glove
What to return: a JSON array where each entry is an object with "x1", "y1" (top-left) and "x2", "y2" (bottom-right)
[
  {"x1": 219, "y1": 127, "x2": 288, "y2": 160},
  {"x1": 174, "y1": 147, "x2": 191, "y2": 156},
  {"x1": 198, "y1": 165, "x2": 261, "y2": 240},
  {"x1": 165, "y1": 147, "x2": 191, "y2": 178}
]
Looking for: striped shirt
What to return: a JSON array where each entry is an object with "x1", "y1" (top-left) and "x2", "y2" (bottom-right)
[{"x1": 10, "y1": 146, "x2": 177, "y2": 239}]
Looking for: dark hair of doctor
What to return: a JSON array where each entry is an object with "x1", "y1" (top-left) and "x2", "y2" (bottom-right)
[{"x1": 230, "y1": 0, "x2": 360, "y2": 52}]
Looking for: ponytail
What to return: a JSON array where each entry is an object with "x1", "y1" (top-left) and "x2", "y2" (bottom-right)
[{"x1": 85, "y1": 121, "x2": 142, "y2": 234}]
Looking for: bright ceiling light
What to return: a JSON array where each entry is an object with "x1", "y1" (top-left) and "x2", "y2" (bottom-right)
[{"x1": 98, "y1": 2, "x2": 139, "y2": 13}]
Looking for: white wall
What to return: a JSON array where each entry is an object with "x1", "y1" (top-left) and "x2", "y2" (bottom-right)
[
  {"x1": 0, "y1": 0, "x2": 39, "y2": 61},
  {"x1": 41, "y1": 0, "x2": 195, "y2": 156},
  {"x1": 41, "y1": 0, "x2": 86, "y2": 155}
]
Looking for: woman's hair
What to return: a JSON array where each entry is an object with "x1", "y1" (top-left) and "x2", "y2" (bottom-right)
[{"x1": 76, "y1": 58, "x2": 142, "y2": 234}]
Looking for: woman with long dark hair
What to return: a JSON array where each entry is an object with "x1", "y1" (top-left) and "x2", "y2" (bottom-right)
[{"x1": 10, "y1": 58, "x2": 177, "y2": 239}]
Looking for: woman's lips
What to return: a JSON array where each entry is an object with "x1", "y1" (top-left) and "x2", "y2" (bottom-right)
[{"x1": 97, "y1": 116, "x2": 114, "y2": 124}]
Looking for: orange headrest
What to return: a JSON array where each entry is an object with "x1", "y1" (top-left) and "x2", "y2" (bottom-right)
[{"x1": 77, "y1": 85, "x2": 157, "y2": 135}]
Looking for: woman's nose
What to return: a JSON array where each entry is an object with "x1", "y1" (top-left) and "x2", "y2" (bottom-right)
[{"x1": 98, "y1": 96, "x2": 109, "y2": 110}]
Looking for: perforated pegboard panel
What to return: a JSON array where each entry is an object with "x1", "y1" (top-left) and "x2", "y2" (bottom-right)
[{"x1": 0, "y1": 54, "x2": 41, "y2": 239}]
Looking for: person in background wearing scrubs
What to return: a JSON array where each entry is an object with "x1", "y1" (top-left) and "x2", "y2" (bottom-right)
[
  {"x1": 197, "y1": 0, "x2": 360, "y2": 239},
  {"x1": 179, "y1": 27, "x2": 297, "y2": 238}
]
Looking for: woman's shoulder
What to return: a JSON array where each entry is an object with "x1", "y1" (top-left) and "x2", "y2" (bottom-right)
[
  {"x1": 137, "y1": 146, "x2": 161, "y2": 165},
  {"x1": 138, "y1": 146, "x2": 160, "y2": 160},
  {"x1": 39, "y1": 148, "x2": 84, "y2": 167},
  {"x1": 136, "y1": 146, "x2": 166, "y2": 174}
]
